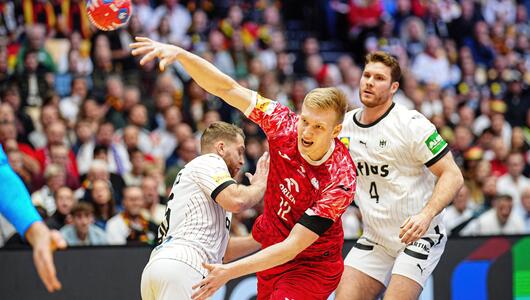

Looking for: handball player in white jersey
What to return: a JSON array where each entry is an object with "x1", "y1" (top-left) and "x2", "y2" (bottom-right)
[
  {"x1": 336, "y1": 52, "x2": 464, "y2": 300},
  {"x1": 141, "y1": 121, "x2": 269, "y2": 300}
]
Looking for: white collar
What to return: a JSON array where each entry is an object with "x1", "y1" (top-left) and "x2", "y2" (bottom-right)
[{"x1": 300, "y1": 140, "x2": 336, "y2": 166}]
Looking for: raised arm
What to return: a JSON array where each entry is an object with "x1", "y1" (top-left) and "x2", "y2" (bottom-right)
[
  {"x1": 130, "y1": 37, "x2": 254, "y2": 113},
  {"x1": 215, "y1": 152, "x2": 269, "y2": 213}
]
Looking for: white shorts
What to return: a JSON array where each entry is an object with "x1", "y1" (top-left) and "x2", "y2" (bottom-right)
[
  {"x1": 343, "y1": 233, "x2": 446, "y2": 288},
  {"x1": 141, "y1": 258, "x2": 204, "y2": 300}
]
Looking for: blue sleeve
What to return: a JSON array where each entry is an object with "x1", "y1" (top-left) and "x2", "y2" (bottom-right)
[{"x1": 0, "y1": 147, "x2": 42, "y2": 236}]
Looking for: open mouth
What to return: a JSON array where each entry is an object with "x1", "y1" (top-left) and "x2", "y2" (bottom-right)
[
  {"x1": 363, "y1": 90, "x2": 374, "y2": 96},
  {"x1": 301, "y1": 138, "x2": 313, "y2": 147}
]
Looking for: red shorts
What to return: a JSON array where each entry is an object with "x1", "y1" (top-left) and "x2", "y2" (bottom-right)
[{"x1": 256, "y1": 258, "x2": 343, "y2": 300}]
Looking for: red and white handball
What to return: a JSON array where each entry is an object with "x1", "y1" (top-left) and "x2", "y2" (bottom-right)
[{"x1": 86, "y1": 0, "x2": 132, "y2": 31}]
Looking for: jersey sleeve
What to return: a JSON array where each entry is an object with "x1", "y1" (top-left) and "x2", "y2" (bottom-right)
[
  {"x1": 244, "y1": 91, "x2": 297, "y2": 141},
  {"x1": 191, "y1": 155, "x2": 237, "y2": 201},
  {"x1": 408, "y1": 112, "x2": 449, "y2": 167},
  {"x1": 0, "y1": 147, "x2": 42, "y2": 237},
  {"x1": 299, "y1": 169, "x2": 356, "y2": 235}
]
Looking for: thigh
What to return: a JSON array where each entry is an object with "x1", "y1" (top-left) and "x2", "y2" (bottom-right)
[
  {"x1": 391, "y1": 232, "x2": 446, "y2": 289},
  {"x1": 141, "y1": 259, "x2": 203, "y2": 300},
  {"x1": 343, "y1": 238, "x2": 395, "y2": 287},
  {"x1": 335, "y1": 266, "x2": 385, "y2": 300},
  {"x1": 383, "y1": 274, "x2": 422, "y2": 300}
]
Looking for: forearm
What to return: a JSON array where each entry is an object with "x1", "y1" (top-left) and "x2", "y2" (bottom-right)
[
  {"x1": 173, "y1": 48, "x2": 249, "y2": 112},
  {"x1": 223, "y1": 235, "x2": 261, "y2": 263},
  {"x1": 224, "y1": 238, "x2": 300, "y2": 279},
  {"x1": 25, "y1": 221, "x2": 50, "y2": 247},
  {"x1": 422, "y1": 169, "x2": 464, "y2": 218}
]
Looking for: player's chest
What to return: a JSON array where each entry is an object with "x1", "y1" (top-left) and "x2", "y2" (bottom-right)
[{"x1": 339, "y1": 129, "x2": 405, "y2": 164}]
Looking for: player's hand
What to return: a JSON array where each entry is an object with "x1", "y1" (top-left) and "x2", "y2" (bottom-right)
[
  {"x1": 399, "y1": 212, "x2": 432, "y2": 245},
  {"x1": 191, "y1": 263, "x2": 232, "y2": 300},
  {"x1": 26, "y1": 222, "x2": 67, "y2": 292},
  {"x1": 245, "y1": 151, "x2": 269, "y2": 186},
  {"x1": 130, "y1": 37, "x2": 180, "y2": 71}
]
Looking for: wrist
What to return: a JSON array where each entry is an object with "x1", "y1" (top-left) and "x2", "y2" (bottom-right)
[
  {"x1": 25, "y1": 221, "x2": 49, "y2": 246},
  {"x1": 421, "y1": 207, "x2": 437, "y2": 220}
]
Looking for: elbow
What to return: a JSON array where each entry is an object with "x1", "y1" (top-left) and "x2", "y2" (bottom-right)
[{"x1": 226, "y1": 198, "x2": 245, "y2": 213}]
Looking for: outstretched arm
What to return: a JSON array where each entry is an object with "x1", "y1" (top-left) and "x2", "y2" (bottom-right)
[
  {"x1": 130, "y1": 37, "x2": 254, "y2": 113},
  {"x1": 191, "y1": 224, "x2": 320, "y2": 300}
]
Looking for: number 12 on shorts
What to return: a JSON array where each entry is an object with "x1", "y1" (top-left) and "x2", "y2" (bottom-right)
[{"x1": 370, "y1": 181, "x2": 380, "y2": 203}]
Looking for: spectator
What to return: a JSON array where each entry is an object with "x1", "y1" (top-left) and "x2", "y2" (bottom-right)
[
  {"x1": 149, "y1": 0, "x2": 191, "y2": 45},
  {"x1": 461, "y1": 194, "x2": 526, "y2": 236},
  {"x1": 106, "y1": 186, "x2": 157, "y2": 245},
  {"x1": 31, "y1": 163, "x2": 66, "y2": 216},
  {"x1": 497, "y1": 151, "x2": 530, "y2": 215},
  {"x1": 140, "y1": 176, "x2": 166, "y2": 225},
  {"x1": 46, "y1": 186, "x2": 76, "y2": 230},
  {"x1": 443, "y1": 185, "x2": 474, "y2": 235},
  {"x1": 86, "y1": 178, "x2": 117, "y2": 230},
  {"x1": 521, "y1": 187, "x2": 530, "y2": 232},
  {"x1": 60, "y1": 202, "x2": 107, "y2": 246}
]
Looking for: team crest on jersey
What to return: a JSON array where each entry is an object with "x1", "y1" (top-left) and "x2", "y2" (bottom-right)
[
  {"x1": 212, "y1": 172, "x2": 232, "y2": 184},
  {"x1": 311, "y1": 178, "x2": 319, "y2": 189},
  {"x1": 425, "y1": 130, "x2": 447, "y2": 155},
  {"x1": 256, "y1": 94, "x2": 276, "y2": 115},
  {"x1": 339, "y1": 137, "x2": 350, "y2": 149}
]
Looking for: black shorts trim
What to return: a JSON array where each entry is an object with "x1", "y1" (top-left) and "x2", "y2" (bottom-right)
[
  {"x1": 404, "y1": 248, "x2": 428, "y2": 260},
  {"x1": 421, "y1": 237, "x2": 435, "y2": 247},
  {"x1": 353, "y1": 243, "x2": 374, "y2": 251},
  {"x1": 211, "y1": 180, "x2": 236, "y2": 201},
  {"x1": 297, "y1": 213, "x2": 334, "y2": 236},
  {"x1": 425, "y1": 146, "x2": 450, "y2": 167}
]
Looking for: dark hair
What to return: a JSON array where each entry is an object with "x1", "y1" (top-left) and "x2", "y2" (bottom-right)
[
  {"x1": 71, "y1": 202, "x2": 95, "y2": 216},
  {"x1": 93, "y1": 144, "x2": 109, "y2": 157},
  {"x1": 365, "y1": 51, "x2": 402, "y2": 83}
]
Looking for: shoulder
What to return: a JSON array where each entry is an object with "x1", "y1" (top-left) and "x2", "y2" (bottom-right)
[{"x1": 342, "y1": 108, "x2": 361, "y2": 127}]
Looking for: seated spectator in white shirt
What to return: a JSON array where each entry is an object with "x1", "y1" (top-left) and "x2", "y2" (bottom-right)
[
  {"x1": 497, "y1": 151, "x2": 530, "y2": 216},
  {"x1": 461, "y1": 194, "x2": 526, "y2": 236},
  {"x1": 60, "y1": 202, "x2": 108, "y2": 246},
  {"x1": 106, "y1": 186, "x2": 157, "y2": 245},
  {"x1": 444, "y1": 185, "x2": 474, "y2": 235}
]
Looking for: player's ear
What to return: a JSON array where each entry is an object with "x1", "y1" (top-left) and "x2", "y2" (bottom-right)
[
  {"x1": 215, "y1": 141, "x2": 226, "y2": 156},
  {"x1": 390, "y1": 81, "x2": 399, "y2": 94},
  {"x1": 332, "y1": 124, "x2": 342, "y2": 138}
]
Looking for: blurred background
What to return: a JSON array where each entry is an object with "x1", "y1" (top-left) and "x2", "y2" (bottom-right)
[{"x1": 0, "y1": 0, "x2": 529, "y2": 299}]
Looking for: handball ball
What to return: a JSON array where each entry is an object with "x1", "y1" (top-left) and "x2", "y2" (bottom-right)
[{"x1": 86, "y1": 0, "x2": 132, "y2": 31}]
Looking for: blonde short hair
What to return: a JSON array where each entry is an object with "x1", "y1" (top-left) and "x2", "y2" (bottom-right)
[
  {"x1": 200, "y1": 121, "x2": 245, "y2": 151},
  {"x1": 303, "y1": 87, "x2": 348, "y2": 124}
]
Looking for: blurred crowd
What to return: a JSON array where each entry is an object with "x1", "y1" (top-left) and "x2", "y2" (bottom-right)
[{"x1": 0, "y1": 0, "x2": 529, "y2": 247}]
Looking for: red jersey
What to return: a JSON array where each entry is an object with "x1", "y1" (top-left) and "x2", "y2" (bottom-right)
[{"x1": 246, "y1": 93, "x2": 357, "y2": 264}]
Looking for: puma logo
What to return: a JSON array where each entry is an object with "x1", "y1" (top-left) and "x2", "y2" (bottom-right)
[
  {"x1": 417, "y1": 263, "x2": 424, "y2": 275},
  {"x1": 359, "y1": 140, "x2": 367, "y2": 147}
]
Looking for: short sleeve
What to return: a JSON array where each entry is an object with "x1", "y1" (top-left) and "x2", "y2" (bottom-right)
[
  {"x1": 191, "y1": 155, "x2": 236, "y2": 201},
  {"x1": 408, "y1": 112, "x2": 449, "y2": 167},
  {"x1": 245, "y1": 92, "x2": 298, "y2": 140},
  {"x1": 306, "y1": 176, "x2": 356, "y2": 222}
]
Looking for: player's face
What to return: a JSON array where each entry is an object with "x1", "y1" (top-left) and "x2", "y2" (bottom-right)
[
  {"x1": 359, "y1": 62, "x2": 399, "y2": 108},
  {"x1": 221, "y1": 134, "x2": 246, "y2": 177},
  {"x1": 298, "y1": 105, "x2": 342, "y2": 161}
]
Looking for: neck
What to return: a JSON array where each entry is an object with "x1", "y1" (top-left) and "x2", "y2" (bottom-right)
[
  {"x1": 361, "y1": 100, "x2": 393, "y2": 124},
  {"x1": 77, "y1": 230, "x2": 88, "y2": 241}
]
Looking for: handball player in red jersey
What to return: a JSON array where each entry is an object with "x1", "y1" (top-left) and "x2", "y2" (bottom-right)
[{"x1": 131, "y1": 37, "x2": 357, "y2": 300}]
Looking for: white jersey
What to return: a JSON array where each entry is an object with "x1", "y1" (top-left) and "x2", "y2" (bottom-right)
[
  {"x1": 340, "y1": 102, "x2": 448, "y2": 253},
  {"x1": 149, "y1": 153, "x2": 234, "y2": 276}
]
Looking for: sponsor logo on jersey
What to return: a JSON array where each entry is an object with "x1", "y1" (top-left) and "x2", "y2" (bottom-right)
[
  {"x1": 278, "y1": 150, "x2": 290, "y2": 161},
  {"x1": 279, "y1": 178, "x2": 298, "y2": 204},
  {"x1": 339, "y1": 136, "x2": 350, "y2": 149},
  {"x1": 212, "y1": 172, "x2": 232, "y2": 184},
  {"x1": 425, "y1": 130, "x2": 447, "y2": 155},
  {"x1": 356, "y1": 161, "x2": 389, "y2": 177},
  {"x1": 256, "y1": 94, "x2": 276, "y2": 115}
]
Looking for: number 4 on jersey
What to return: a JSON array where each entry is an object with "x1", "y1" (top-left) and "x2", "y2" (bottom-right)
[{"x1": 370, "y1": 181, "x2": 380, "y2": 203}]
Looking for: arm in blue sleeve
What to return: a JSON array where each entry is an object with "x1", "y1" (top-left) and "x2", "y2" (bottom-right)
[{"x1": 0, "y1": 148, "x2": 42, "y2": 237}]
